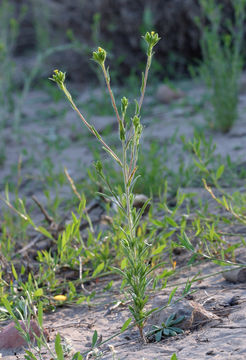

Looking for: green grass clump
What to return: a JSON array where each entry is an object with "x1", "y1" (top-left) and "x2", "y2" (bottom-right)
[{"x1": 197, "y1": 0, "x2": 246, "y2": 133}]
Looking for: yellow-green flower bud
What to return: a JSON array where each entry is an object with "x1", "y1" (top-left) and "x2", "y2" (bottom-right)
[
  {"x1": 92, "y1": 47, "x2": 107, "y2": 66},
  {"x1": 49, "y1": 70, "x2": 66, "y2": 87},
  {"x1": 121, "y1": 97, "x2": 128, "y2": 117},
  {"x1": 144, "y1": 31, "x2": 161, "y2": 56},
  {"x1": 132, "y1": 115, "x2": 140, "y2": 129},
  {"x1": 94, "y1": 160, "x2": 103, "y2": 175}
]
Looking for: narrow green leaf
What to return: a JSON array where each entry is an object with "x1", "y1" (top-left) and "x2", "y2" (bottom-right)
[
  {"x1": 166, "y1": 216, "x2": 178, "y2": 228},
  {"x1": 1, "y1": 297, "x2": 15, "y2": 318},
  {"x1": 222, "y1": 196, "x2": 229, "y2": 211},
  {"x1": 133, "y1": 198, "x2": 150, "y2": 229},
  {"x1": 215, "y1": 164, "x2": 224, "y2": 180},
  {"x1": 155, "y1": 330, "x2": 162, "y2": 342},
  {"x1": 112, "y1": 266, "x2": 126, "y2": 278},
  {"x1": 163, "y1": 328, "x2": 170, "y2": 336},
  {"x1": 102, "y1": 146, "x2": 122, "y2": 166},
  {"x1": 72, "y1": 352, "x2": 83, "y2": 360},
  {"x1": 171, "y1": 315, "x2": 185, "y2": 325},
  {"x1": 90, "y1": 125, "x2": 101, "y2": 140},
  {"x1": 37, "y1": 226, "x2": 53, "y2": 239},
  {"x1": 129, "y1": 175, "x2": 141, "y2": 192},
  {"x1": 168, "y1": 287, "x2": 178, "y2": 305},
  {"x1": 24, "y1": 350, "x2": 38, "y2": 360},
  {"x1": 193, "y1": 160, "x2": 207, "y2": 173},
  {"x1": 178, "y1": 232, "x2": 194, "y2": 252},
  {"x1": 187, "y1": 253, "x2": 198, "y2": 265},
  {"x1": 76, "y1": 296, "x2": 86, "y2": 304},
  {"x1": 120, "y1": 317, "x2": 132, "y2": 332},
  {"x1": 92, "y1": 330, "x2": 98, "y2": 348},
  {"x1": 150, "y1": 218, "x2": 164, "y2": 227},
  {"x1": 92, "y1": 262, "x2": 104, "y2": 277},
  {"x1": 169, "y1": 329, "x2": 177, "y2": 336},
  {"x1": 38, "y1": 302, "x2": 43, "y2": 328},
  {"x1": 152, "y1": 244, "x2": 167, "y2": 256},
  {"x1": 146, "y1": 262, "x2": 167, "y2": 277},
  {"x1": 166, "y1": 313, "x2": 175, "y2": 326},
  {"x1": 171, "y1": 327, "x2": 184, "y2": 334},
  {"x1": 55, "y1": 333, "x2": 64, "y2": 360},
  {"x1": 145, "y1": 307, "x2": 159, "y2": 317},
  {"x1": 212, "y1": 259, "x2": 231, "y2": 266},
  {"x1": 134, "y1": 99, "x2": 140, "y2": 115},
  {"x1": 12, "y1": 264, "x2": 18, "y2": 281}
]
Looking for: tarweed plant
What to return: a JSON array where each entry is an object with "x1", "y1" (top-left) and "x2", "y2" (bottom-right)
[
  {"x1": 50, "y1": 31, "x2": 160, "y2": 340},
  {"x1": 197, "y1": 0, "x2": 246, "y2": 132}
]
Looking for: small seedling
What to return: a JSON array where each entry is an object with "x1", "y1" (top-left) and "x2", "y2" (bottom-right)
[{"x1": 147, "y1": 313, "x2": 184, "y2": 342}]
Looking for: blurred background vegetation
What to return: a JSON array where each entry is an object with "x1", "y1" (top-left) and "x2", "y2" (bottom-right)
[{"x1": 2, "y1": 0, "x2": 245, "y2": 86}]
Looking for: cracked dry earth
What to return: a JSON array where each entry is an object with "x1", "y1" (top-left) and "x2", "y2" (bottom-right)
[{"x1": 1, "y1": 77, "x2": 246, "y2": 359}]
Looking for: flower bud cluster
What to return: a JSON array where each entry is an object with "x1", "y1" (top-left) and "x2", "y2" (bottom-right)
[
  {"x1": 50, "y1": 70, "x2": 66, "y2": 88},
  {"x1": 92, "y1": 47, "x2": 107, "y2": 66},
  {"x1": 121, "y1": 97, "x2": 128, "y2": 117},
  {"x1": 144, "y1": 31, "x2": 161, "y2": 56}
]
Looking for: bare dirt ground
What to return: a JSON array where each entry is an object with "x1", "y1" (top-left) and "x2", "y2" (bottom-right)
[{"x1": 1, "y1": 77, "x2": 246, "y2": 359}]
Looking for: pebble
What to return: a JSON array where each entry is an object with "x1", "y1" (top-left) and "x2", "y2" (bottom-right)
[{"x1": 156, "y1": 84, "x2": 184, "y2": 104}]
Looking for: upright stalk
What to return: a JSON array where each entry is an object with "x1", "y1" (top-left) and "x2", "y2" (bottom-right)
[{"x1": 123, "y1": 145, "x2": 134, "y2": 239}]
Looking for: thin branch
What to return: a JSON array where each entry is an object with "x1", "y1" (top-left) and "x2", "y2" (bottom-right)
[
  {"x1": 32, "y1": 196, "x2": 54, "y2": 225},
  {"x1": 64, "y1": 167, "x2": 82, "y2": 201},
  {"x1": 62, "y1": 84, "x2": 122, "y2": 167},
  {"x1": 16, "y1": 234, "x2": 43, "y2": 256},
  {"x1": 101, "y1": 64, "x2": 121, "y2": 126},
  {"x1": 138, "y1": 54, "x2": 152, "y2": 112}
]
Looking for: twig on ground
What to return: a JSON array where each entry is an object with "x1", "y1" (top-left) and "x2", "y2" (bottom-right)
[
  {"x1": 32, "y1": 195, "x2": 54, "y2": 226},
  {"x1": 16, "y1": 234, "x2": 43, "y2": 255}
]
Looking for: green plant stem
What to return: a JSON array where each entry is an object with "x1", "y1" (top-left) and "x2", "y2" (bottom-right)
[
  {"x1": 101, "y1": 63, "x2": 121, "y2": 126},
  {"x1": 61, "y1": 83, "x2": 122, "y2": 167},
  {"x1": 118, "y1": 51, "x2": 153, "y2": 339},
  {"x1": 139, "y1": 53, "x2": 152, "y2": 111},
  {"x1": 122, "y1": 144, "x2": 134, "y2": 239}
]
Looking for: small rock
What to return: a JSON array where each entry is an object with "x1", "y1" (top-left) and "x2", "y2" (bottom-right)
[
  {"x1": 35, "y1": 239, "x2": 53, "y2": 251},
  {"x1": 206, "y1": 350, "x2": 216, "y2": 356},
  {"x1": 222, "y1": 267, "x2": 246, "y2": 283},
  {"x1": 133, "y1": 194, "x2": 151, "y2": 215},
  {"x1": 228, "y1": 295, "x2": 240, "y2": 306},
  {"x1": 156, "y1": 84, "x2": 184, "y2": 104},
  {"x1": 0, "y1": 320, "x2": 47, "y2": 349},
  {"x1": 146, "y1": 298, "x2": 219, "y2": 332}
]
